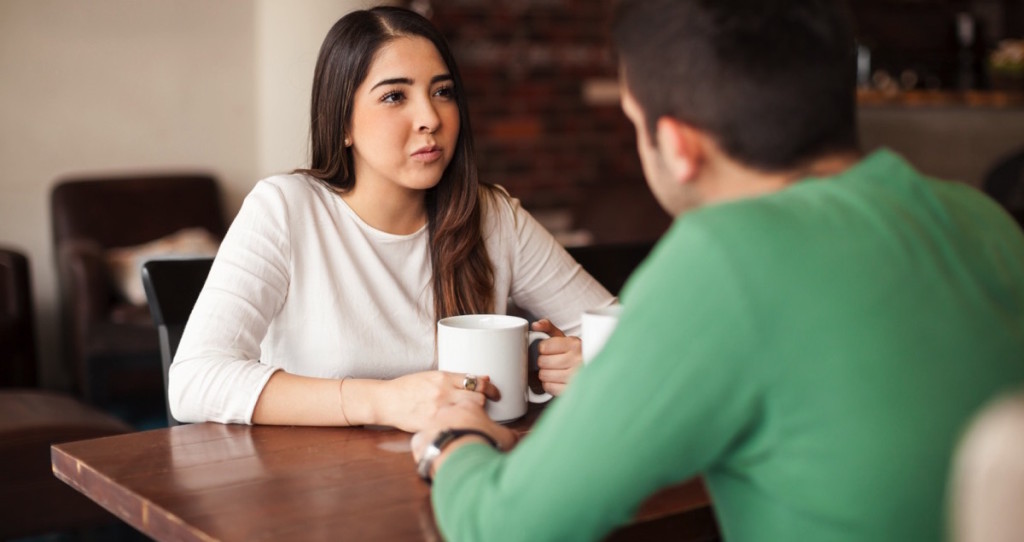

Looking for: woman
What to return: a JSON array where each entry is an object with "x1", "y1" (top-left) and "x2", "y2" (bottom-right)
[{"x1": 168, "y1": 6, "x2": 614, "y2": 432}]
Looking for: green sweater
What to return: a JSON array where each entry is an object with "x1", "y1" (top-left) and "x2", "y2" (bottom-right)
[{"x1": 433, "y1": 150, "x2": 1024, "y2": 541}]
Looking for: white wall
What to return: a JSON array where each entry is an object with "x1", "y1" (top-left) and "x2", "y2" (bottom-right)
[
  {"x1": 255, "y1": 0, "x2": 389, "y2": 176},
  {"x1": 0, "y1": 0, "x2": 380, "y2": 389}
]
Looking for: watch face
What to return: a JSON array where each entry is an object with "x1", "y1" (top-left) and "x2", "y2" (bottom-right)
[
  {"x1": 417, "y1": 429, "x2": 497, "y2": 483},
  {"x1": 417, "y1": 443, "x2": 440, "y2": 481},
  {"x1": 417, "y1": 430, "x2": 455, "y2": 482}
]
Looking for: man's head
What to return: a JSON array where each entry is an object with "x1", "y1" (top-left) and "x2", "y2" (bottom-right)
[{"x1": 612, "y1": 0, "x2": 860, "y2": 214}]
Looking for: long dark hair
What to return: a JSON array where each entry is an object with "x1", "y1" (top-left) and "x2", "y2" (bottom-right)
[{"x1": 296, "y1": 6, "x2": 494, "y2": 319}]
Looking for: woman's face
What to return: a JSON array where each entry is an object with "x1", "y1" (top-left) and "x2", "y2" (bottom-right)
[{"x1": 348, "y1": 36, "x2": 460, "y2": 197}]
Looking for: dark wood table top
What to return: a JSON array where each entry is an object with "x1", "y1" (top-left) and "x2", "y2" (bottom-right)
[{"x1": 52, "y1": 405, "x2": 713, "y2": 541}]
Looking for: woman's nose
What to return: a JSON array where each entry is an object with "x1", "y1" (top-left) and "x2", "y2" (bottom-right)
[{"x1": 417, "y1": 100, "x2": 441, "y2": 134}]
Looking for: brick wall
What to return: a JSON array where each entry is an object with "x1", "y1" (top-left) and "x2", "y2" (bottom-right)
[{"x1": 424, "y1": 0, "x2": 672, "y2": 244}]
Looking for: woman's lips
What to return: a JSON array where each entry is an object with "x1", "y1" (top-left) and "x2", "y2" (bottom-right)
[{"x1": 412, "y1": 146, "x2": 442, "y2": 163}]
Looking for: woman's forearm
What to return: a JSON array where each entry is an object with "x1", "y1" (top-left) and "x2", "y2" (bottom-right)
[
  {"x1": 251, "y1": 370, "x2": 484, "y2": 431},
  {"x1": 251, "y1": 371, "x2": 385, "y2": 426}
]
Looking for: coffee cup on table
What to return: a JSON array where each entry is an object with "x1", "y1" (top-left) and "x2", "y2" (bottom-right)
[
  {"x1": 437, "y1": 314, "x2": 552, "y2": 423},
  {"x1": 581, "y1": 305, "x2": 623, "y2": 364}
]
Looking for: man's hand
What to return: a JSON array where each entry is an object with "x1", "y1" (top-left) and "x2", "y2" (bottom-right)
[{"x1": 410, "y1": 402, "x2": 518, "y2": 479}]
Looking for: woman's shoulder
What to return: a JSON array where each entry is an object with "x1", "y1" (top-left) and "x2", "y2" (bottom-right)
[
  {"x1": 253, "y1": 172, "x2": 328, "y2": 198},
  {"x1": 244, "y1": 173, "x2": 337, "y2": 211},
  {"x1": 477, "y1": 184, "x2": 554, "y2": 257},
  {"x1": 479, "y1": 184, "x2": 523, "y2": 226}
]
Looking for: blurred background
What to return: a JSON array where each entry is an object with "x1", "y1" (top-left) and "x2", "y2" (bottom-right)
[{"x1": 2, "y1": 0, "x2": 1023, "y2": 400}]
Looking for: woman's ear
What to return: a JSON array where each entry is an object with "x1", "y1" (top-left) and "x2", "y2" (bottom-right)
[{"x1": 655, "y1": 116, "x2": 704, "y2": 186}]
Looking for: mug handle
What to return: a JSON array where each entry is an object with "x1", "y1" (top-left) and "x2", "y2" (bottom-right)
[{"x1": 527, "y1": 331, "x2": 553, "y2": 404}]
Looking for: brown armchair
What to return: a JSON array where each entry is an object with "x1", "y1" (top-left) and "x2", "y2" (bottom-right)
[
  {"x1": 50, "y1": 174, "x2": 225, "y2": 423},
  {"x1": 0, "y1": 247, "x2": 133, "y2": 539},
  {"x1": 0, "y1": 247, "x2": 37, "y2": 387}
]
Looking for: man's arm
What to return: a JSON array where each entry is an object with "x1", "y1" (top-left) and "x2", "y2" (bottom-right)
[{"x1": 416, "y1": 224, "x2": 764, "y2": 541}]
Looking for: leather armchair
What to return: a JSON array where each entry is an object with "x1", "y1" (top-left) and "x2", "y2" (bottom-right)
[
  {"x1": 50, "y1": 174, "x2": 225, "y2": 421},
  {"x1": 0, "y1": 247, "x2": 133, "y2": 539},
  {"x1": 0, "y1": 247, "x2": 37, "y2": 387}
]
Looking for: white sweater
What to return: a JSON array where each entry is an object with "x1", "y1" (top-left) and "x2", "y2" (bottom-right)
[{"x1": 169, "y1": 175, "x2": 614, "y2": 424}]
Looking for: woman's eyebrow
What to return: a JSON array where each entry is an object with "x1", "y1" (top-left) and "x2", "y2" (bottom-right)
[{"x1": 370, "y1": 73, "x2": 452, "y2": 91}]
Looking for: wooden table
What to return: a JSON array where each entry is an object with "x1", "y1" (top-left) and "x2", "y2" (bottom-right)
[{"x1": 52, "y1": 405, "x2": 716, "y2": 541}]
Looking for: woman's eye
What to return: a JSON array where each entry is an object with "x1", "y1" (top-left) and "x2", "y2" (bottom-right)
[
  {"x1": 381, "y1": 90, "x2": 405, "y2": 104},
  {"x1": 433, "y1": 85, "x2": 455, "y2": 99}
]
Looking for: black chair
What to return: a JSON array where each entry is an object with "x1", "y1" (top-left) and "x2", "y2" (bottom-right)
[
  {"x1": 141, "y1": 258, "x2": 214, "y2": 426},
  {"x1": 567, "y1": 241, "x2": 656, "y2": 295},
  {"x1": 982, "y1": 148, "x2": 1024, "y2": 228}
]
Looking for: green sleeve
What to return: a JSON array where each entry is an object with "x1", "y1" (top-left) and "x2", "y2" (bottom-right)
[{"x1": 432, "y1": 221, "x2": 764, "y2": 541}]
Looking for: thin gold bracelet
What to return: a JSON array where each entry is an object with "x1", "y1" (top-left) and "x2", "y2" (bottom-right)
[{"x1": 338, "y1": 377, "x2": 351, "y2": 426}]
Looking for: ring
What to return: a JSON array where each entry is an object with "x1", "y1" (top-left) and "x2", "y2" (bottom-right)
[{"x1": 462, "y1": 374, "x2": 478, "y2": 392}]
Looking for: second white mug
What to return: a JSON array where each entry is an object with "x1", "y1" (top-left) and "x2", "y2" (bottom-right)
[{"x1": 581, "y1": 305, "x2": 623, "y2": 364}]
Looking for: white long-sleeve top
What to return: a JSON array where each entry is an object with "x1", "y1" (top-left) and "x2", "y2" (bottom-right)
[{"x1": 169, "y1": 174, "x2": 614, "y2": 424}]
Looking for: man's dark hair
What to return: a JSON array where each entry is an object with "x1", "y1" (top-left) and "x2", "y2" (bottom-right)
[{"x1": 613, "y1": 0, "x2": 860, "y2": 172}]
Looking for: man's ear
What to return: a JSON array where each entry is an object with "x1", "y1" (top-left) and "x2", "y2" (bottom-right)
[{"x1": 655, "y1": 116, "x2": 703, "y2": 185}]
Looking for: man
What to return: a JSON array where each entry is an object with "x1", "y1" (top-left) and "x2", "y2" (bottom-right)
[{"x1": 411, "y1": 1, "x2": 1024, "y2": 540}]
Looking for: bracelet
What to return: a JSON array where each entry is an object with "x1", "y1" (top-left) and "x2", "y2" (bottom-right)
[
  {"x1": 338, "y1": 377, "x2": 351, "y2": 426},
  {"x1": 417, "y1": 428, "x2": 499, "y2": 483}
]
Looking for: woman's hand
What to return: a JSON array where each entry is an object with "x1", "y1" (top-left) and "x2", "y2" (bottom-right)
[
  {"x1": 531, "y1": 319, "x2": 582, "y2": 396},
  {"x1": 374, "y1": 371, "x2": 499, "y2": 433}
]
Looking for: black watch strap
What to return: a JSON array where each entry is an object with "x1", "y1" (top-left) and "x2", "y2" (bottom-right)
[
  {"x1": 447, "y1": 428, "x2": 499, "y2": 449},
  {"x1": 417, "y1": 428, "x2": 499, "y2": 483}
]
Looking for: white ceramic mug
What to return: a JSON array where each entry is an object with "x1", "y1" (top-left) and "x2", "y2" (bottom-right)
[
  {"x1": 581, "y1": 305, "x2": 623, "y2": 364},
  {"x1": 437, "y1": 314, "x2": 552, "y2": 422}
]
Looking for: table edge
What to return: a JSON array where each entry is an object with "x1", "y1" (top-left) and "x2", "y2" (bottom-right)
[{"x1": 51, "y1": 442, "x2": 216, "y2": 542}]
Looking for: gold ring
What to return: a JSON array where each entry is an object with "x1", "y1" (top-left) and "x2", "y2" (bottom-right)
[{"x1": 462, "y1": 374, "x2": 478, "y2": 392}]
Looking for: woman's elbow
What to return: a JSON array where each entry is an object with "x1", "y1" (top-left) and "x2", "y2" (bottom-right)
[{"x1": 167, "y1": 362, "x2": 204, "y2": 423}]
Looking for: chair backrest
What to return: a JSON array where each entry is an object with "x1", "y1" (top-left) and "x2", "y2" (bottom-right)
[
  {"x1": 950, "y1": 388, "x2": 1024, "y2": 542},
  {"x1": 0, "y1": 248, "x2": 37, "y2": 387},
  {"x1": 141, "y1": 258, "x2": 214, "y2": 426},
  {"x1": 567, "y1": 241, "x2": 656, "y2": 295},
  {"x1": 51, "y1": 174, "x2": 226, "y2": 249}
]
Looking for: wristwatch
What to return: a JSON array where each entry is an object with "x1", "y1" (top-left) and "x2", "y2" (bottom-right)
[{"x1": 417, "y1": 428, "x2": 498, "y2": 484}]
